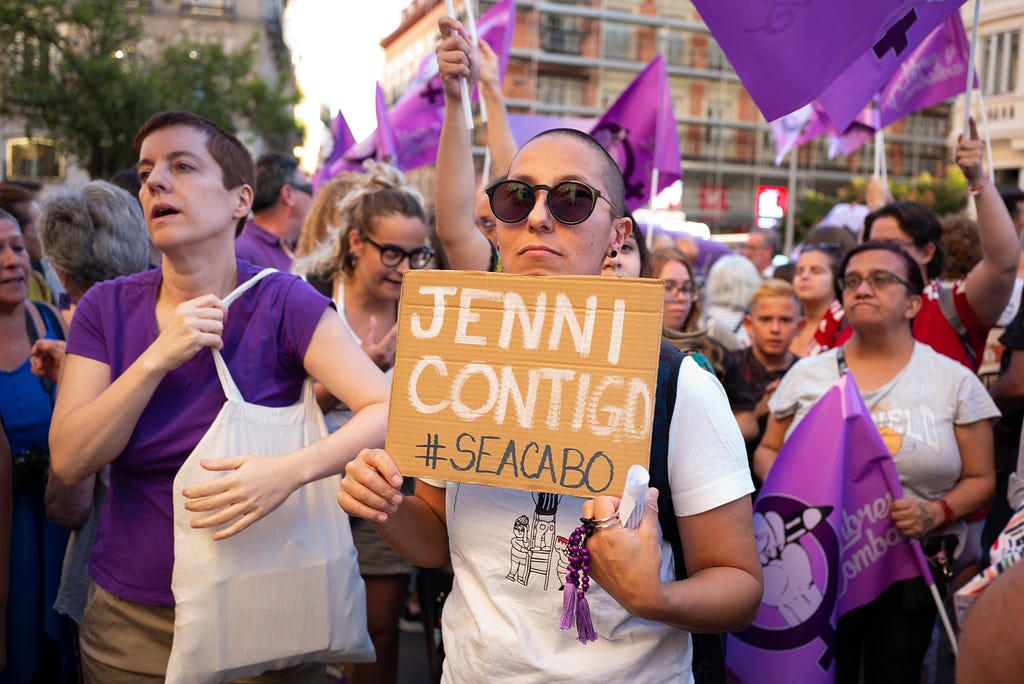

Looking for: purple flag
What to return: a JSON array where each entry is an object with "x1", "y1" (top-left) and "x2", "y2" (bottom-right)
[
  {"x1": 692, "y1": 0, "x2": 965, "y2": 123},
  {"x1": 507, "y1": 113, "x2": 596, "y2": 147},
  {"x1": 826, "y1": 104, "x2": 881, "y2": 159},
  {"x1": 818, "y1": 0, "x2": 966, "y2": 132},
  {"x1": 589, "y1": 55, "x2": 681, "y2": 211},
  {"x1": 771, "y1": 104, "x2": 814, "y2": 165},
  {"x1": 381, "y1": 0, "x2": 516, "y2": 171},
  {"x1": 475, "y1": 0, "x2": 516, "y2": 86},
  {"x1": 375, "y1": 82, "x2": 397, "y2": 164},
  {"x1": 313, "y1": 110, "x2": 357, "y2": 190},
  {"x1": 770, "y1": 14, "x2": 972, "y2": 165},
  {"x1": 726, "y1": 373, "x2": 928, "y2": 684},
  {"x1": 878, "y1": 12, "x2": 975, "y2": 128}
]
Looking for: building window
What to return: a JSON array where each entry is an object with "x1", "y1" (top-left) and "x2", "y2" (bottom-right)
[
  {"x1": 5, "y1": 138, "x2": 65, "y2": 182},
  {"x1": 181, "y1": 0, "x2": 234, "y2": 16},
  {"x1": 983, "y1": 30, "x2": 1020, "y2": 95},
  {"x1": 10, "y1": 33, "x2": 53, "y2": 83},
  {"x1": 659, "y1": 28, "x2": 686, "y2": 67},
  {"x1": 707, "y1": 39, "x2": 727, "y2": 72},
  {"x1": 541, "y1": 13, "x2": 585, "y2": 55},
  {"x1": 537, "y1": 73, "x2": 587, "y2": 107},
  {"x1": 603, "y1": 23, "x2": 633, "y2": 60}
]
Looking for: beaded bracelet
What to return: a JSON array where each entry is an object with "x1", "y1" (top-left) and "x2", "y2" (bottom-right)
[{"x1": 559, "y1": 519, "x2": 598, "y2": 643}]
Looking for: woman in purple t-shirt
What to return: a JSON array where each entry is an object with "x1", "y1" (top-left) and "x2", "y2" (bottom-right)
[{"x1": 48, "y1": 112, "x2": 390, "y2": 682}]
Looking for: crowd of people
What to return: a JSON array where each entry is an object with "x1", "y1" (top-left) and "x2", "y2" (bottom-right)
[{"x1": 3, "y1": 13, "x2": 1024, "y2": 684}]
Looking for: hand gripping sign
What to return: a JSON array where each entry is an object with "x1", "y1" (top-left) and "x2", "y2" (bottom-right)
[{"x1": 387, "y1": 271, "x2": 664, "y2": 497}]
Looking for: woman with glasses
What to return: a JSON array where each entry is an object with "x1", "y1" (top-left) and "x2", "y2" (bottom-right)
[
  {"x1": 830, "y1": 119, "x2": 1019, "y2": 371},
  {"x1": 293, "y1": 161, "x2": 432, "y2": 684},
  {"x1": 754, "y1": 241, "x2": 997, "y2": 683},
  {"x1": 338, "y1": 18, "x2": 761, "y2": 682},
  {"x1": 651, "y1": 247, "x2": 730, "y2": 377}
]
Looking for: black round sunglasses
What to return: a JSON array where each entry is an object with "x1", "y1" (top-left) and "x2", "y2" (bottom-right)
[{"x1": 485, "y1": 179, "x2": 620, "y2": 226}]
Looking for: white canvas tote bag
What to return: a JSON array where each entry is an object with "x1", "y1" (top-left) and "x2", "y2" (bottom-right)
[{"x1": 166, "y1": 269, "x2": 374, "y2": 683}]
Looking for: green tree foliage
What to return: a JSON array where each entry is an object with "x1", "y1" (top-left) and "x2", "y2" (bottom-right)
[
  {"x1": 795, "y1": 166, "x2": 970, "y2": 240},
  {"x1": 0, "y1": 0, "x2": 302, "y2": 179}
]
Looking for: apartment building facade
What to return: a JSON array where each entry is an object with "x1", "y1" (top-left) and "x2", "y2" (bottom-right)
[{"x1": 382, "y1": 0, "x2": 953, "y2": 233}]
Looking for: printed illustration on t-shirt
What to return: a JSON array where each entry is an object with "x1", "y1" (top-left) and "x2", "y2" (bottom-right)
[{"x1": 506, "y1": 492, "x2": 562, "y2": 590}]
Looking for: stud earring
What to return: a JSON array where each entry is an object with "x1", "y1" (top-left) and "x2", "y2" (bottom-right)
[{"x1": 607, "y1": 249, "x2": 618, "y2": 258}]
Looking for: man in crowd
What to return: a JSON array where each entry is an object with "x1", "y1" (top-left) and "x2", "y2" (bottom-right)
[
  {"x1": 741, "y1": 227, "x2": 781, "y2": 278},
  {"x1": 235, "y1": 152, "x2": 312, "y2": 270}
]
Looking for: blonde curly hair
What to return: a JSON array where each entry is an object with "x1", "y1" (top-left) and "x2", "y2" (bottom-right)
[{"x1": 293, "y1": 162, "x2": 427, "y2": 279}]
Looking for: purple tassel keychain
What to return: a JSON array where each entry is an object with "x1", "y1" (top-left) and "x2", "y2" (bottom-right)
[{"x1": 559, "y1": 513, "x2": 618, "y2": 643}]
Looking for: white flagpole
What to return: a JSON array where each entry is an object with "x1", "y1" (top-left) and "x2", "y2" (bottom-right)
[
  {"x1": 930, "y1": 582, "x2": 959, "y2": 658},
  {"x1": 976, "y1": 85, "x2": 995, "y2": 178},
  {"x1": 464, "y1": 0, "x2": 487, "y2": 123},
  {"x1": 482, "y1": 146, "x2": 492, "y2": 186},
  {"x1": 646, "y1": 168, "x2": 658, "y2": 249},
  {"x1": 445, "y1": 0, "x2": 474, "y2": 130},
  {"x1": 963, "y1": 0, "x2": 982, "y2": 137},
  {"x1": 874, "y1": 130, "x2": 881, "y2": 178},
  {"x1": 879, "y1": 129, "x2": 888, "y2": 189},
  {"x1": 784, "y1": 149, "x2": 797, "y2": 255}
]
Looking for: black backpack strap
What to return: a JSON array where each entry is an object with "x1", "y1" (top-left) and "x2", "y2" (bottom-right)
[
  {"x1": 25, "y1": 302, "x2": 58, "y2": 405},
  {"x1": 651, "y1": 342, "x2": 727, "y2": 684},
  {"x1": 650, "y1": 342, "x2": 688, "y2": 580}
]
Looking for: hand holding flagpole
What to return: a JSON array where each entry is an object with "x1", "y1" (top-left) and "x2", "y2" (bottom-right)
[{"x1": 445, "y1": 0, "x2": 475, "y2": 130}]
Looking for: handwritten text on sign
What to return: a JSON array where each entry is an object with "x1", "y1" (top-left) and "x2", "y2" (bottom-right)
[{"x1": 386, "y1": 271, "x2": 663, "y2": 497}]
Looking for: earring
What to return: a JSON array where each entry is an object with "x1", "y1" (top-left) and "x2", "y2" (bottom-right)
[{"x1": 607, "y1": 249, "x2": 618, "y2": 258}]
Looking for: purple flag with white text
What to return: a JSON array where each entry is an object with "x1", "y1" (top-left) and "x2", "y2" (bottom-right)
[
  {"x1": 817, "y1": 0, "x2": 966, "y2": 132},
  {"x1": 589, "y1": 55, "x2": 680, "y2": 211},
  {"x1": 692, "y1": 0, "x2": 965, "y2": 123},
  {"x1": 725, "y1": 373, "x2": 927, "y2": 684},
  {"x1": 769, "y1": 14, "x2": 972, "y2": 165},
  {"x1": 878, "y1": 12, "x2": 975, "y2": 128}
]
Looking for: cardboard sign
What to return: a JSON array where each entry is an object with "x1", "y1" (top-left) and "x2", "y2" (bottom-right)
[{"x1": 386, "y1": 270, "x2": 664, "y2": 497}]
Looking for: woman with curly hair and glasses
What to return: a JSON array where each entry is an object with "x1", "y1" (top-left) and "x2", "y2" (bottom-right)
[{"x1": 293, "y1": 161, "x2": 434, "y2": 684}]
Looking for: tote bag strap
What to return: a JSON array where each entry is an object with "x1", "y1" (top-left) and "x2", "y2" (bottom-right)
[{"x1": 212, "y1": 268, "x2": 279, "y2": 401}]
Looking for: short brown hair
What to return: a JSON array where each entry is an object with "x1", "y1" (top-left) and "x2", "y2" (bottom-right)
[{"x1": 133, "y1": 111, "x2": 254, "y2": 191}]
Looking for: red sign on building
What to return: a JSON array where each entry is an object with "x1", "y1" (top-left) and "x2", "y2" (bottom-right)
[{"x1": 699, "y1": 184, "x2": 728, "y2": 213}]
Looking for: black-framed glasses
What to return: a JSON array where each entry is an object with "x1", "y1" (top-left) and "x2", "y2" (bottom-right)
[
  {"x1": 288, "y1": 182, "x2": 313, "y2": 195},
  {"x1": 663, "y1": 280, "x2": 699, "y2": 300},
  {"x1": 837, "y1": 270, "x2": 913, "y2": 293},
  {"x1": 485, "y1": 179, "x2": 620, "y2": 226},
  {"x1": 361, "y1": 234, "x2": 435, "y2": 269}
]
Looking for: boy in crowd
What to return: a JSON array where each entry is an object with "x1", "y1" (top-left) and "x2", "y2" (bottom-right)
[{"x1": 721, "y1": 279, "x2": 804, "y2": 490}]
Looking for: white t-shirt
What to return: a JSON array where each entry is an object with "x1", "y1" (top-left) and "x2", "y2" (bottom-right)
[
  {"x1": 769, "y1": 343, "x2": 999, "y2": 551},
  {"x1": 430, "y1": 356, "x2": 753, "y2": 683}
]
